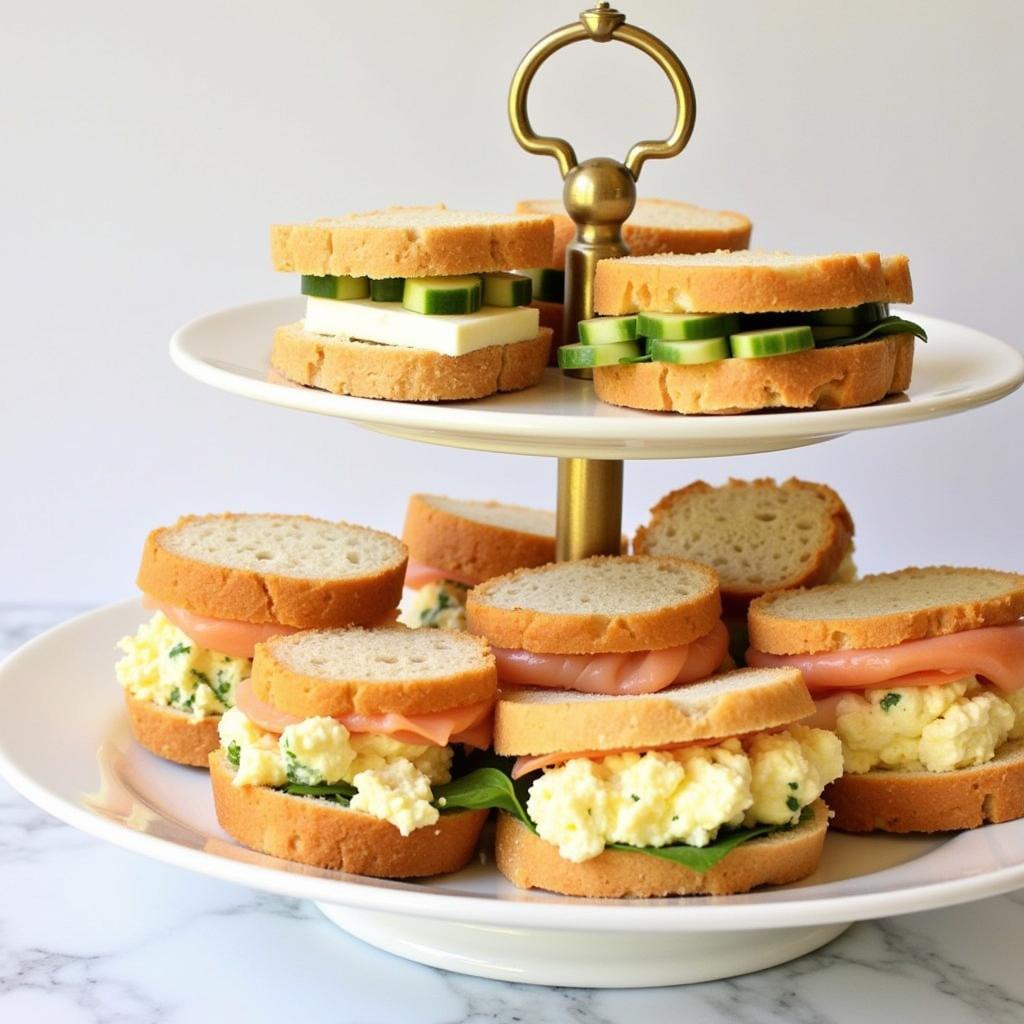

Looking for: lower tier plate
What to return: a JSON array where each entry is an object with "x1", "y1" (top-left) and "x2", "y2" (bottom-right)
[{"x1": 2, "y1": 600, "x2": 1024, "y2": 987}]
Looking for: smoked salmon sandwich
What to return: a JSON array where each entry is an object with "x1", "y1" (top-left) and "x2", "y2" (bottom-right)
[
  {"x1": 116, "y1": 514, "x2": 407, "y2": 767},
  {"x1": 210, "y1": 626, "x2": 498, "y2": 877},
  {"x1": 400, "y1": 494, "x2": 556, "y2": 631},
  {"x1": 747, "y1": 567, "x2": 1024, "y2": 832}
]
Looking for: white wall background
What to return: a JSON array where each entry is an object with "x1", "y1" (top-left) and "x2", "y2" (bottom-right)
[{"x1": 3, "y1": 0, "x2": 1021, "y2": 603}]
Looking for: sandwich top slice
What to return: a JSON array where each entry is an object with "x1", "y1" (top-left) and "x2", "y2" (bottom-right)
[
  {"x1": 400, "y1": 494, "x2": 556, "y2": 631},
  {"x1": 747, "y1": 567, "x2": 1024, "y2": 832},
  {"x1": 570, "y1": 250, "x2": 925, "y2": 414},
  {"x1": 488, "y1": 668, "x2": 842, "y2": 897},
  {"x1": 270, "y1": 206, "x2": 555, "y2": 402},
  {"x1": 116, "y1": 513, "x2": 407, "y2": 767},
  {"x1": 211, "y1": 625, "x2": 498, "y2": 878}
]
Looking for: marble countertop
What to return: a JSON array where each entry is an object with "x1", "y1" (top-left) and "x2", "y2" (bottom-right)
[{"x1": 1, "y1": 605, "x2": 1022, "y2": 1023}]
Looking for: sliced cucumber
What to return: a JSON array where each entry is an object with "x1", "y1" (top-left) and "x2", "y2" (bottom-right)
[
  {"x1": 519, "y1": 268, "x2": 565, "y2": 303},
  {"x1": 482, "y1": 272, "x2": 532, "y2": 308},
  {"x1": 807, "y1": 302, "x2": 889, "y2": 326},
  {"x1": 811, "y1": 325, "x2": 856, "y2": 342},
  {"x1": 649, "y1": 337, "x2": 730, "y2": 365},
  {"x1": 578, "y1": 315, "x2": 639, "y2": 345},
  {"x1": 301, "y1": 275, "x2": 370, "y2": 300},
  {"x1": 814, "y1": 315, "x2": 928, "y2": 347},
  {"x1": 558, "y1": 341, "x2": 641, "y2": 369},
  {"x1": 402, "y1": 276, "x2": 482, "y2": 315},
  {"x1": 637, "y1": 312, "x2": 740, "y2": 341},
  {"x1": 370, "y1": 278, "x2": 404, "y2": 302},
  {"x1": 730, "y1": 325, "x2": 814, "y2": 358}
]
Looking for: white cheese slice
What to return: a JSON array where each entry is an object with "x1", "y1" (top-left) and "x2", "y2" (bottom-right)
[{"x1": 303, "y1": 298, "x2": 540, "y2": 357}]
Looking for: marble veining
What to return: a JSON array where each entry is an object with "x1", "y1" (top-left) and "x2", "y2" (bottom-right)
[{"x1": 0, "y1": 604, "x2": 1022, "y2": 1024}]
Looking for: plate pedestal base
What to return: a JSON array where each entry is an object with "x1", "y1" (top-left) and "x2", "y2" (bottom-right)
[{"x1": 316, "y1": 902, "x2": 850, "y2": 987}]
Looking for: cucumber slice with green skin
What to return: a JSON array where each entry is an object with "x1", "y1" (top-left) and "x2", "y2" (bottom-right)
[
  {"x1": 402, "y1": 276, "x2": 482, "y2": 315},
  {"x1": 482, "y1": 272, "x2": 532, "y2": 308},
  {"x1": 370, "y1": 278, "x2": 405, "y2": 302},
  {"x1": 558, "y1": 341, "x2": 642, "y2": 368},
  {"x1": 811, "y1": 325, "x2": 856, "y2": 342},
  {"x1": 637, "y1": 312, "x2": 740, "y2": 341},
  {"x1": 730, "y1": 325, "x2": 814, "y2": 358},
  {"x1": 519, "y1": 268, "x2": 565, "y2": 303},
  {"x1": 301, "y1": 275, "x2": 370, "y2": 300},
  {"x1": 807, "y1": 302, "x2": 889, "y2": 326},
  {"x1": 649, "y1": 337, "x2": 731, "y2": 365},
  {"x1": 578, "y1": 315, "x2": 639, "y2": 345},
  {"x1": 815, "y1": 316, "x2": 928, "y2": 347}
]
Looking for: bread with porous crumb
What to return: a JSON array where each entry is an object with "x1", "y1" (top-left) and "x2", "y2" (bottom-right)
[{"x1": 124, "y1": 693, "x2": 220, "y2": 767}]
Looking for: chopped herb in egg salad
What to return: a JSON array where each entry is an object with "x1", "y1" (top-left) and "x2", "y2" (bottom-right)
[{"x1": 400, "y1": 580, "x2": 469, "y2": 630}]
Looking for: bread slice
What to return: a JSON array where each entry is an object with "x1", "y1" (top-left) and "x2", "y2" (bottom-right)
[
  {"x1": 137, "y1": 514, "x2": 407, "y2": 629},
  {"x1": 749, "y1": 566, "x2": 1024, "y2": 655},
  {"x1": 593, "y1": 334, "x2": 914, "y2": 414},
  {"x1": 495, "y1": 800, "x2": 828, "y2": 897},
  {"x1": 124, "y1": 692, "x2": 220, "y2": 767},
  {"x1": 825, "y1": 739, "x2": 1024, "y2": 833},
  {"x1": 251, "y1": 625, "x2": 496, "y2": 718},
  {"x1": 494, "y1": 667, "x2": 813, "y2": 756},
  {"x1": 594, "y1": 250, "x2": 913, "y2": 315},
  {"x1": 209, "y1": 751, "x2": 486, "y2": 877},
  {"x1": 515, "y1": 198, "x2": 752, "y2": 270},
  {"x1": 634, "y1": 479, "x2": 854, "y2": 613},
  {"x1": 270, "y1": 206, "x2": 553, "y2": 279},
  {"x1": 467, "y1": 555, "x2": 721, "y2": 655},
  {"x1": 403, "y1": 494, "x2": 555, "y2": 584},
  {"x1": 271, "y1": 323, "x2": 551, "y2": 402}
]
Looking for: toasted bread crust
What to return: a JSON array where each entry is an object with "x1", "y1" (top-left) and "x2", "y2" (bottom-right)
[
  {"x1": 251, "y1": 627, "x2": 497, "y2": 717},
  {"x1": 594, "y1": 251, "x2": 913, "y2": 314},
  {"x1": 403, "y1": 495, "x2": 556, "y2": 585},
  {"x1": 137, "y1": 514, "x2": 406, "y2": 628},
  {"x1": 271, "y1": 207, "x2": 553, "y2": 278},
  {"x1": 634, "y1": 478, "x2": 855, "y2": 614},
  {"x1": 593, "y1": 335, "x2": 914, "y2": 415},
  {"x1": 748, "y1": 567, "x2": 1024, "y2": 654},
  {"x1": 825, "y1": 740, "x2": 1024, "y2": 833},
  {"x1": 532, "y1": 300, "x2": 565, "y2": 362},
  {"x1": 271, "y1": 323, "x2": 551, "y2": 402},
  {"x1": 124, "y1": 692, "x2": 220, "y2": 767},
  {"x1": 493, "y1": 668, "x2": 814, "y2": 755},
  {"x1": 209, "y1": 752, "x2": 486, "y2": 877},
  {"x1": 494, "y1": 802, "x2": 828, "y2": 897},
  {"x1": 467, "y1": 556, "x2": 721, "y2": 655}
]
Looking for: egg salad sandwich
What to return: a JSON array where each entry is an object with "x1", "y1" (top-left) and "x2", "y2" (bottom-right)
[
  {"x1": 514, "y1": 198, "x2": 751, "y2": 352},
  {"x1": 210, "y1": 625, "x2": 502, "y2": 877},
  {"x1": 566, "y1": 250, "x2": 925, "y2": 413},
  {"x1": 747, "y1": 567, "x2": 1024, "y2": 832},
  {"x1": 400, "y1": 494, "x2": 556, "y2": 631},
  {"x1": 116, "y1": 514, "x2": 407, "y2": 768},
  {"x1": 269, "y1": 206, "x2": 554, "y2": 402},
  {"x1": 634, "y1": 478, "x2": 856, "y2": 661}
]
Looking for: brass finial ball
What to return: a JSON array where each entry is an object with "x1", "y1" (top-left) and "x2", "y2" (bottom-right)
[{"x1": 562, "y1": 157, "x2": 636, "y2": 226}]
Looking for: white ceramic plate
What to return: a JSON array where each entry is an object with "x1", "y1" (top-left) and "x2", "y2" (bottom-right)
[
  {"x1": 2, "y1": 600, "x2": 1024, "y2": 986},
  {"x1": 170, "y1": 299, "x2": 1023, "y2": 460}
]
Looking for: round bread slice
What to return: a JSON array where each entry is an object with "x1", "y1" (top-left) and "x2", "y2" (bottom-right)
[
  {"x1": 494, "y1": 667, "x2": 813, "y2": 756},
  {"x1": 825, "y1": 739, "x2": 1024, "y2": 833},
  {"x1": 124, "y1": 693, "x2": 220, "y2": 767},
  {"x1": 748, "y1": 566, "x2": 1024, "y2": 655},
  {"x1": 271, "y1": 324, "x2": 551, "y2": 402},
  {"x1": 210, "y1": 751, "x2": 486, "y2": 877},
  {"x1": 137, "y1": 514, "x2": 407, "y2": 629},
  {"x1": 270, "y1": 206, "x2": 553, "y2": 279},
  {"x1": 403, "y1": 494, "x2": 556, "y2": 584},
  {"x1": 467, "y1": 555, "x2": 721, "y2": 655},
  {"x1": 594, "y1": 250, "x2": 913, "y2": 315},
  {"x1": 634, "y1": 478, "x2": 854, "y2": 612},
  {"x1": 251, "y1": 625, "x2": 496, "y2": 718},
  {"x1": 515, "y1": 197, "x2": 752, "y2": 270},
  {"x1": 495, "y1": 800, "x2": 828, "y2": 898},
  {"x1": 593, "y1": 334, "x2": 914, "y2": 414}
]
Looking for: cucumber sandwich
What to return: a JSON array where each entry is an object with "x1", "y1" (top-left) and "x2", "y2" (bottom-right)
[
  {"x1": 570, "y1": 250, "x2": 925, "y2": 413},
  {"x1": 269, "y1": 206, "x2": 555, "y2": 402}
]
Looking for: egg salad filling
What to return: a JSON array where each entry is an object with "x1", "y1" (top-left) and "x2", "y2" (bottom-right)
[
  {"x1": 401, "y1": 580, "x2": 469, "y2": 631},
  {"x1": 836, "y1": 675, "x2": 1024, "y2": 774},
  {"x1": 116, "y1": 613, "x2": 248, "y2": 720},
  {"x1": 218, "y1": 707, "x2": 454, "y2": 836},
  {"x1": 525, "y1": 726, "x2": 843, "y2": 863}
]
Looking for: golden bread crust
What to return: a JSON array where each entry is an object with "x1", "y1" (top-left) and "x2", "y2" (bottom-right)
[{"x1": 124, "y1": 692, "x2": 220, "y2": 767}]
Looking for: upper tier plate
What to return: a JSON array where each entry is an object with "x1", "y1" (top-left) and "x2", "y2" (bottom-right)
[{"x1": 171, "y1": 299, "x2": 1023, "y2": 459}]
